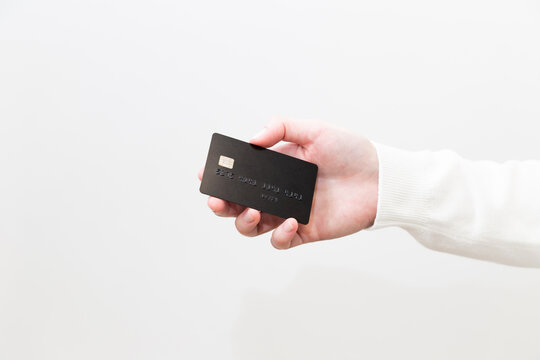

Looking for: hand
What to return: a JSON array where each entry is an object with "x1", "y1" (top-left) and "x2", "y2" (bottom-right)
[{"x1": 197, "y1": 118, "x2": 379, "y2": 249}]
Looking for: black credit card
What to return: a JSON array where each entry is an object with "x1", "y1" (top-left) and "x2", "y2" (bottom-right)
[{"x1": 199, "y1": 133, "x2": 318, "y2": 224}]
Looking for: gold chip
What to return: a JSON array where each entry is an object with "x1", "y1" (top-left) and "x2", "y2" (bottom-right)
[{"x1": 218, "y1": 155, "x2": 234, "y2": 169}]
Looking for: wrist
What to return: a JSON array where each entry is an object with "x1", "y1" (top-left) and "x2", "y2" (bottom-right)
[{"x1": 363, "y1": 139, "x2": 380, "y2": 228}]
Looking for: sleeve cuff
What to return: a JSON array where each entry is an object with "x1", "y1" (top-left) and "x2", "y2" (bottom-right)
[{"x1": 368, "y1": 142, "x2": 433, "y2": 230}]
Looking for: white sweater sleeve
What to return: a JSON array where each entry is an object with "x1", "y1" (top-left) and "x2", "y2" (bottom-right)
[{"x1": 369, "y1": 142, "x2": 540, "y2": 267}]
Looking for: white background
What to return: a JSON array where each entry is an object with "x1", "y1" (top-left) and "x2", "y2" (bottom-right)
[{"x1": 1, "y1": 0, "x2": 540, "y2": 359}]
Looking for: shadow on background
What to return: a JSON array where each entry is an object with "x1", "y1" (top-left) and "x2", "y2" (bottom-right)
[{"x1": 232, "y1": 266, "x2": 540, "y2": 359}]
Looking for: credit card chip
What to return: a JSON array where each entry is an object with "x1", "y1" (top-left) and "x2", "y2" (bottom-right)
[{"x1": 218, "y1": 155, "x2": 234, "y2": 169}]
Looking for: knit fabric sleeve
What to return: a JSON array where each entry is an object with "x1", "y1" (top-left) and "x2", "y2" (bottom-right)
[{"x1": 368, "y1": 142, "x2": 540, "y2": 267}]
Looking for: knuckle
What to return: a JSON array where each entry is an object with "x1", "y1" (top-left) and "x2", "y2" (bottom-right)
[
  {"x1": 268, "y1": 116, "x2": 286, "y2": 129},
  {"x1": 270, "y1": 234, "x2": 286, "y2": 249},
  {"x1": 213, "y1": 210, "x2": 227, "y2": 217},
  {"x1": 235, "y1": 218, "x2": 253, "y2": 236}
]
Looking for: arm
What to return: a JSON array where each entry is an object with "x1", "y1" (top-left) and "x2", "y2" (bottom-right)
[
  {"x1": 198, "y1": 118, "x2": 540, "y2": 267},
  {"x1": 370, "y1": 143, "x2": 540, "y2": 267}
]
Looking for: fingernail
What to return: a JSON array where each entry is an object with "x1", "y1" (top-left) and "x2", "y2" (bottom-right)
[
  {"x1": 284, "y1": 219, "x2": 294, "y2": 232},
  {"x1": 250, "y1": 128, "x2": 266, "y2": 142},
  {"x1": 246, "y1": 210, "x2": 257, "y2": 222}
]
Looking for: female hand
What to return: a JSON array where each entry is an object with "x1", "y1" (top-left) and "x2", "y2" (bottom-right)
[{"x1": 197, "y1": 118, "x2": 379, "y2": 249}]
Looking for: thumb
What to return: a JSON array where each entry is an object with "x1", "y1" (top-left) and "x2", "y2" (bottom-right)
[{"x1": 249, "y1": 117, "x2": 322, "y2": 148}]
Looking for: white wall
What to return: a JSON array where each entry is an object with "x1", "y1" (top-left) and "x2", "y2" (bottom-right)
[{"x1": 1, "y1": 0, "x2": 539, "y2": 358}]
